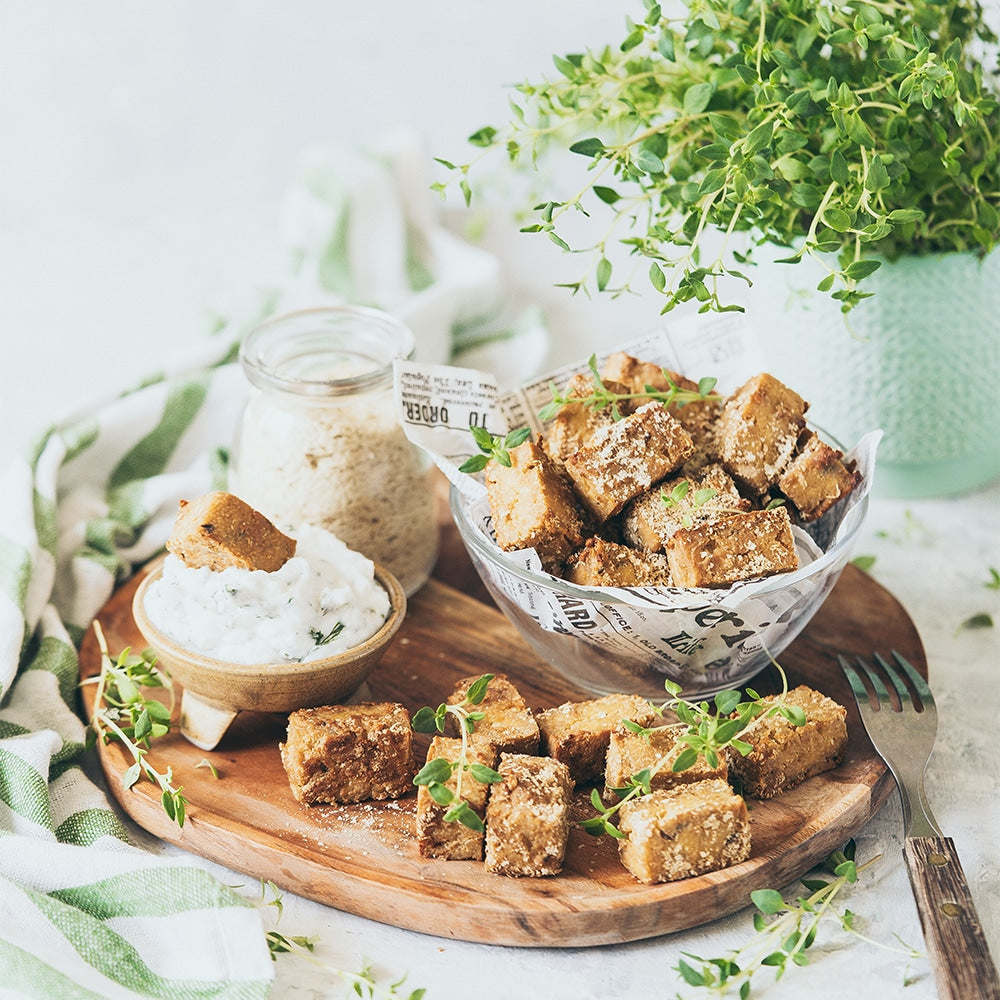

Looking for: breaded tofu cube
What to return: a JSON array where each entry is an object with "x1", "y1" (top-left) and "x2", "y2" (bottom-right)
[
  {"x1": 564, "y1": 537, "x2": 671, "y2": 588},
  {"x1": 280, "y1": 703, "x2": 415, "y2": 805},
  {"x1": 416, "y1": 736, "x2": 498, "y2": 860},
  {"x1": 166, "y1": 492, "x2": 296, "y2": 572},
  {"x1": 485, "y1": 440, "x2": 586, "y2": 573},
  {"x1": 541, "y1": 372, "x2": 624, "y2": 465},
  {"x1": 447, "y1": 673, "x2": 540, "y2": 755},
  {"x1": 665, "y1": 506, "x2": 799, "y2": 588},
  {"x1": 605, "y1": 723, "x2": 728, "y2": 798},
  {"x1": 622, "y1": 464, "x2": 749, "y2": 553},
  {"x1": 537, "y1": 694, "x2": 657, "y2": 785},
  {"x1": 672, "y1": 396, "x2": 726, "y2": 469},
  {"x1": 600, "y1": 353, "x2": 724, "y2": 447},
  {"x1": 484, "y1": 753, "x2": 574, "y2": 877},
  {"x1": 727, "y1": 685, "x2": 847, "y2": 799},
  {"x1": 718, "y1": 373, "x2": 807, "y2": 495},
  {"x1": 617, "y1": 779, "x2": 751, "y2": 883},
  {"x1": 778, "y1": 431, "x2": 861, "y2": 522},
  {"x1": 564, "y1": 402, "x2": 695, "y2": 523},
  {"x1": 599, "y1": 351, "x2": 700, "y2": 408}
]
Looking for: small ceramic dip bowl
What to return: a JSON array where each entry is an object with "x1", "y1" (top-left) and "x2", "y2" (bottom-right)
[{"x1": 132, "y1": 560, "x2": 406, "y2": 750}]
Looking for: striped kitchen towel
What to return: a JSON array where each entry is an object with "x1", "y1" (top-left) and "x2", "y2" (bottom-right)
[
  {"x1": 0, "y1": 335, "x2": 274, "y2": 999},
  {"x1": 0, "y1": 129, "x2": 549, "y2": 997}
]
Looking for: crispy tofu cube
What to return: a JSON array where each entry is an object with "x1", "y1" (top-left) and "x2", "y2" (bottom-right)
[
  {"x1": 564, "y1": 537, "x2": 671, "y2": 587},
  {"x1": 484, "y1": 753, "x2": 574, "y2": 877},
  {"x1": 600, "y1": 351, "x2": 700, "y2": 404},
  {"x1": 536, "y1": 694, "x2": 657, "y2": 785},
  {"x1": 673, "y1": 396, "x2": 727, "y2": 469},
  {"x1": 617, "y1": 779, "x2": 751, "y2": 883},
  {"x1": 542, "y1": 372, "x2": 624, "y2": 465},
  {"x1": 605, "y1": 723, "x2": 728, "y2": 798},
  {"x1": 622, "y1": 464, "x2": 749, "y2": 553},
  {"x1": 416, "y1": 736, "x2": 497, "y2": 860},
  {"x1": 564, "y1": 403, "x2": 695, "y2": 523},
  {"x1": 280, "y1": 703, "x2": 414, "y2": 805},
  {"x1": 727, "y1": 685, "x2": 847, "y2": 799},
  {"x1": 485, "y1": 440, "x2": 586, "y2": 573},
  {"x1": 665, "y1": 506, "x2": 799, "y2": 588},
  {"x1": 718, "y1": 373, "x2": 807, "y2": 495},
  {"x1": 447, "y1": 673, "x2": 540, "y2": 755},
  {"x1": 778, "y1": 431, "x2": 861, "y2": 522},
  {"x1": 166, "y1": 492, "x2": 296, "y2": 572}
]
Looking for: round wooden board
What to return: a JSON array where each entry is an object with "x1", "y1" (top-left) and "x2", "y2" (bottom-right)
[{"x1": 78, "y1": 560, "x2": 921, "y2": 948}]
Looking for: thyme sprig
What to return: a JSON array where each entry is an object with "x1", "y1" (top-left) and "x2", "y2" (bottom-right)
[
  {"x1": 412, "y1": 674, "x2": 503, "y2": 831},
  {"x1": 444, "y1": 0, "x2": 1000, "y2": 314},
  {"x1": 582, "y1": 666, "x2": 805, "y2": 838},
  {"x1": 84, "y1": 622, "x2": 187, "y2": 827},
  {"x1": 537, "y1": 354, "x2": 717, "y2": 422},
  {"x1": 259, "y1": 882, "x2": 425, "y2": 998},
  {"x1": 458, "y1": 425, "x2": 532, "y2": 473},
  {"x1": 674, "y1": 843, "x2": 919, "y2": 997}
]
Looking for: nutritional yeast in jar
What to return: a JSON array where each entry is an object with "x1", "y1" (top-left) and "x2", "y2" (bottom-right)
[{"x1": 231, "y1": 306, "x2": 438, "y2": 595}]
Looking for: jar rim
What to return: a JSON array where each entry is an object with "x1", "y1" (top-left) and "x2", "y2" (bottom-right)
[{"x1": 240, "y1": 305, "x2": 416, "y2": 397}]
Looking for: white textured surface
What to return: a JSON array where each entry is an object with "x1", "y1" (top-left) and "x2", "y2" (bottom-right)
[{"x1": 3, "y1": 4, "x2": 999, "y2": 998}]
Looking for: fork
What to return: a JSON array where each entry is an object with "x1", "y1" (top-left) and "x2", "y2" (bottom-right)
[{"x1": 840, "y1": 651, "x2": 1000, "y2": 1000}]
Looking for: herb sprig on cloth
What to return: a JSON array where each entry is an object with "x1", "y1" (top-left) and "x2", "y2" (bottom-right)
[{"x1": 83, "y1": 622, "x2": 188, "y2": 826}]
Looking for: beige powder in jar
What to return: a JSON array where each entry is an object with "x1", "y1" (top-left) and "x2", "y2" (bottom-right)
[{"x1": 231, "y1": 306, "x2": 439, "y2": 595}]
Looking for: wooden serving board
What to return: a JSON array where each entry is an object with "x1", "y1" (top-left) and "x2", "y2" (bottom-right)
[{"x1": 78, "y1": 552, "x2": 922, "y2": 948}]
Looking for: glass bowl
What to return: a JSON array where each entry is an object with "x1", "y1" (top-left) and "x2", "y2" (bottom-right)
[{"x1": 449, "y1": 478, "x2": 869, "y2": 702}]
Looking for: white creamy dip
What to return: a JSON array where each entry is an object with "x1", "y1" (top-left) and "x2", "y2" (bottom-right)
[{"x1": 143, "y1": 524, "x2": 391, "y2": 664}]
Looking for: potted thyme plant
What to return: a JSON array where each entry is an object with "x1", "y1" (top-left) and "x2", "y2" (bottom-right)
[{"x1": 443, "y1": 0, "x2": 1000, "y2": 497}]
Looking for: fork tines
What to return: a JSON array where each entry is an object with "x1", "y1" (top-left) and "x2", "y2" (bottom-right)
[{"x1": 841, "y1": 649, "x2": 933, "y2": 712}]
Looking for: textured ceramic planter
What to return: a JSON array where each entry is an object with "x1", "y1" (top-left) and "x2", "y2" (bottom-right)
[{"x1": 747, "y1": 246, "x2": 1000, "y2": 498}]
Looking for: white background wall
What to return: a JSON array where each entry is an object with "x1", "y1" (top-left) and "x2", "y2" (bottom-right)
[{"x1": 1, "y1": 2, "x2": 647, "y2": 467}]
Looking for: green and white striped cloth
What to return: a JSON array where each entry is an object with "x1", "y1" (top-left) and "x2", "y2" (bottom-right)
[
  {"x1": 0, "y1": 132, "x2": 546, "y2": 997},
  {"x1": 0, "y1": 335, "x2": 275, "y2": 998}
]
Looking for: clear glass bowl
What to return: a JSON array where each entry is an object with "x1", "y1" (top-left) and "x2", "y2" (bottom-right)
[{"x1": 450, "y1": 480, "x2": 869, "y2": 701}]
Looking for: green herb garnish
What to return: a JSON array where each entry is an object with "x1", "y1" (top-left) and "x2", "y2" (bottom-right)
[
  {"x1": 675, "y1": 841, "x2": 919, "y2": 996},
  {"x1": 443, "y1": 0, "x2": 1000, "y2": 315},
  {"x1": 581, "y1": 664, "x2": 805, "y2": 838},
  {"x1": 538, "y1": 354, "x2": 717, "y2": 422},
  {"x1": 412, "y1": 674, "x2": 502, "y2": 831},
  {"x1": 259, "y1": 882, "x2": 425, "y2": 997},
  {"x1": 309, "y1": 621, "x2": 346, "y2": 646},
  {"x1": 459, "y1": 426, "x2": 532, "y2": 473},
  {"x1": 84, "y1": 622, "x2": 187, "y2": 827}
]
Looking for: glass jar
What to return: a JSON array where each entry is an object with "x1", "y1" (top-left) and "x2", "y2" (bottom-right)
[{"x1": 230, "y1": 305, "x2": 439, "y2": 595}]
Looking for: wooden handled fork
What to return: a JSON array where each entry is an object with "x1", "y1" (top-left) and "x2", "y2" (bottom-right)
[{"x1": 841, "y1": 651, "x2": 999, "y2": 1000}]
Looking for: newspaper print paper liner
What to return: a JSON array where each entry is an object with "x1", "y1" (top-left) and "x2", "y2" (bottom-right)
[{"x1": 397, "y1": 327, "x2": 879, "y2": 698}]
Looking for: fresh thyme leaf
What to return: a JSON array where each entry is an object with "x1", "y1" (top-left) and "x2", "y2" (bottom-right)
[
  {"x1": 309, "y1": 621, "x2": 345, "y2": 646},
  {"x1": 465, "y1": 672, "x2": 495, "y2": 705},
  {"x1": 957, "y1": 612, "x2": 994, "y2": 634},
  {"x1": 196, "y1": 758, "x2": 220, "y2": 779},
  {"x1": 411, "y1": 705, "x2": 445, "y2": 733},
  {"x1": 851, "y1": 554, "x2": 876, "y2": 573},
  {"x1": 414, "y1": 757, "x2": 454, "y2": 786}
]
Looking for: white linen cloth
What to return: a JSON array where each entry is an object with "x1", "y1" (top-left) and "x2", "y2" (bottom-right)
[{"x1": 0, "y1": 135, "x2": 528, "y2": 998}]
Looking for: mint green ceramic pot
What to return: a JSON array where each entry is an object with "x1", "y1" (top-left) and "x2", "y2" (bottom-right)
[{"x1": 747, "y1": 247, "x2": 1000, "y2": 498}]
